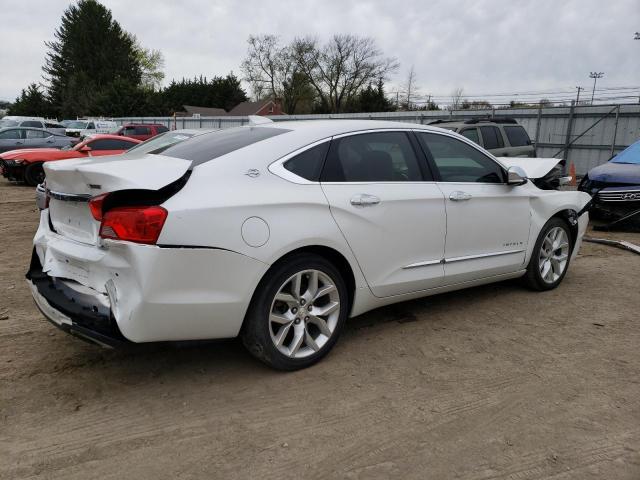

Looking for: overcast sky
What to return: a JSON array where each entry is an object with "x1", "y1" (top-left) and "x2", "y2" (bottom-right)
[{"x1": 0, "y1": 0, "x2": 638, "y2": 104}]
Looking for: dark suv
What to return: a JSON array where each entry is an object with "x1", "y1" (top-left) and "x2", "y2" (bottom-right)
[{"x1": 429, "y1": 118, "x2": 536, "y2": 157}]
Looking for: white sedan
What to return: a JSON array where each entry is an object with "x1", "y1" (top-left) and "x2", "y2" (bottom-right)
[{"x1": 28, "y1": 119, "x2": 590, "y2": 370}]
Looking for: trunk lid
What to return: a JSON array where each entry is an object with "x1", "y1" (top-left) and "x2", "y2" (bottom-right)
[{"x1": 44, "y1": 154, "x2": 191, "y2": 245}]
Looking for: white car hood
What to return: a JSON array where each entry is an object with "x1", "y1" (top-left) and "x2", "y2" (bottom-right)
[
  {"x1": 495, "y1": 157, "x2": 562, "y2": 179},
  {"x1": 44, "y1": 154, "x2": 192, "y2": 195}
]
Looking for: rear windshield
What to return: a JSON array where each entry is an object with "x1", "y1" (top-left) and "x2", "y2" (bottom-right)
[{"x1": 157, "y1": 126, "x2": 290, "y2": 165}]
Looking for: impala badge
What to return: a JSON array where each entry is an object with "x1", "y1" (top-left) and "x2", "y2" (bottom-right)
[{"x1": 245, "y1": 169, "x2": 260, "y2": 178}]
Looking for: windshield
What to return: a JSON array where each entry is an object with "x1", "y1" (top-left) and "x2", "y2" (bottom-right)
[
  {"x1": 0, "y1": 119, "x2": 18, "y2": 128},
  {"x1": 610, "y1": 140, "x2": 640, "y2": 165},
  {"x1": 67, "y1": 121, "x2": 88, "y2": 129},
  {"x1": 126, "y1": 131, "x2": 197, "y2": 155}
]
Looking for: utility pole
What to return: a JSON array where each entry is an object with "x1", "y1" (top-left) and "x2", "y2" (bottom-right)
[
  {"x1": 589, "y1": 72, "x2": 604, "y2": 105},
  {"x1": 575, "y1": 86, "x2": 583, "y2": 104}
]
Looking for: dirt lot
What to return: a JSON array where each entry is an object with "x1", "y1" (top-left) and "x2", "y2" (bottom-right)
[{"x1": 1, "y1": 178, "x2": 639, "y2": 480}]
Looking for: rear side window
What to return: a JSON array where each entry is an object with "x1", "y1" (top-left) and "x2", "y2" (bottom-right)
[
  {"x1": 284, "y1": 142, "x2": 330, "y2": 181},
  {"x1": 0, "y1": 129, "x2": 22, "y2": 139},
  {"x1": 460, "y1": 128, "x2": 480, "y2": 144},
  {"x1": 322, "y1": 131, "x2": 424, "y2": 182},
  {"x1": 504, "y1": 126, "x2": 531, "y2": 147},
  {"x1": 26, "y1": 129, "x2": 48, "y2": 139},
  {"x1": 479, "y1": 126, "x2": 504, "y2": 150},
  {"x1": 418, "y1": 132, "x2": 504, "y2": 184},
  {"x1": 158, "y1": 127, "x2": 290, "y2": 165},
  {"x1": 89, "y1": 139, "x2": 137, "y2": 150},
  {"x1": 156, "y1": 125, "x2": 169, "y2": 133}
]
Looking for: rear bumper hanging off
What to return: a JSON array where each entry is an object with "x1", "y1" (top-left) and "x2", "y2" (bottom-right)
[{"x1": 26, "y1": 249, "x2": 129, "y2": 347}]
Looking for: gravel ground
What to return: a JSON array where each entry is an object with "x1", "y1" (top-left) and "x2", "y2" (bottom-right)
[{"x1": 1, "y1": 178, "x2": 639, "y2": 479}]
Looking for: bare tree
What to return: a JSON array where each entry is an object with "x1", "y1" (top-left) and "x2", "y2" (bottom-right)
[
  {"x1": 400, "y1": 65, "x2": 418, "y2": 110},
  {"x1": 450, "y1": 87, "x2": 464, "y2": 110},
  {"x1": 291, "y1": 34, "x2": 399, "y2": 113},
  {"x1": 240, "y1": 35, "x2": 313, "y2": 113}
]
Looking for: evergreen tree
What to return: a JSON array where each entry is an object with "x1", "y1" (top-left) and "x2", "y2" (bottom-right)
[
  {"x1": 43, "y1": 0, "x2": 142, "y2": 117},
  {"x1": 8, "y1": 84, "x2": 54, "y2": 117}
]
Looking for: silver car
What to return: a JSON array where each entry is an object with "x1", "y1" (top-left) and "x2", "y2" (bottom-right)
[{"x1": 0, "y1": 127, "x2": 75, "y2": 153}]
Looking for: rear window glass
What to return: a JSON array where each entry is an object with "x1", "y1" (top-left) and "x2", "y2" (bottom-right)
[
  {"x1": 157, "y1": 126, "x2": 290, "y2": 165},
  {"x1": 504, "y1": 126, "x2": 531, "y2": 147}
]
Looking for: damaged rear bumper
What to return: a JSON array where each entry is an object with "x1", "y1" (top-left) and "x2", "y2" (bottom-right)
[
  {"x1": 27, "y1": 250, "x2": 129, "y2": 347},
  {"x1": 28, "y1": 210, "x2": 270, "y2": 346}
]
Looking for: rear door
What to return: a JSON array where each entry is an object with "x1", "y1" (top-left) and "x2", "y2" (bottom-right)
[
  {"x1": 320, "y1": 130, "x2": 446, "y2": 297},
  {"x1": 416, "y1": 131, "x2": 530, "y2": 284}
]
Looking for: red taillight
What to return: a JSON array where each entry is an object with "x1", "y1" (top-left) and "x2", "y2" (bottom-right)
[
  {"x1": 99, "y1": 206, "x2": 168, "y2": 245},
  {"x1": 89, "y1": 193, "x2": 109, "y2": 221}
]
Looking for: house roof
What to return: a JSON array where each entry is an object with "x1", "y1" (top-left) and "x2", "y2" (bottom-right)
[
  {"x1": 182, "y1": 105, "x2": 227, "y2": 116},
  {"x1": 227, "y1": 99, "x2": 276, "y2": 116}
]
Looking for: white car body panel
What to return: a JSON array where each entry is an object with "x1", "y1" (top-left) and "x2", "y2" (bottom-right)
[{"x1": 29, "y1": 120, "x2": 592, "y2": 345}]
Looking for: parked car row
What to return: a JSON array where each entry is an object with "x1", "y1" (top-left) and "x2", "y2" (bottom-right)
[{"x1": 0, "y1": 116, "x2": 66, "y2": 135}]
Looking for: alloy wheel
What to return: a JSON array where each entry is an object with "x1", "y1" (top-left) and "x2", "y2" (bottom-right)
[
  {"x1": 269, "y1": 269, "x2": 341, "y2": 358},
  {"x1": 538, "y1": 226, "x2": 570, "y2": 284}
]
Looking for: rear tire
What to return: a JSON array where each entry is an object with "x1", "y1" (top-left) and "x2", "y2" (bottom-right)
[
  {"x1": 241, "y1": 253, "x2": 349, "y2": 371},
  {"x1": 24, "y1": 162, "x2": 45, "y2": 186},
  {"x1": 523, "y1": 217, "x2": 572, "y2": 291}
]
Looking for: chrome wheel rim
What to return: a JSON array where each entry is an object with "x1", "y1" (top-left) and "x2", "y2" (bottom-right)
[
  {"x1": 538, "y1": 227, "x2": 570, "y2": 284},
  {"x1": 269, "y1": 269, "x2": 340, "y2": 359}
]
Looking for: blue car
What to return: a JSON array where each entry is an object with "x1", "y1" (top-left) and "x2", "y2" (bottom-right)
[{"x1": 579, "y1": 140, "x2": 640, "y2": 221}]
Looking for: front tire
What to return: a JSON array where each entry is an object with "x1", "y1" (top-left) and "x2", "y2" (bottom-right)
[
  {"x1": 524, "y1": 217, "x2": 572, "y2": 291},
  {"x1": 24, "y1": 162, "x2": 45, "y2": 186},
  {"x1": 241, "y1": 253, "x2": 349, "y2": 371}
]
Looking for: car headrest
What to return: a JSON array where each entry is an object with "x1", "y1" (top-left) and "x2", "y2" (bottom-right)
[{"x1": 366, "y1": 150, "x2": 393, "y2": 181}]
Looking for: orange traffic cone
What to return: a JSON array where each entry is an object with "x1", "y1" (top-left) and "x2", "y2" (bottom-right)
[{"x1": 569, "y1": 163, "x2": 577, "y2": 186}]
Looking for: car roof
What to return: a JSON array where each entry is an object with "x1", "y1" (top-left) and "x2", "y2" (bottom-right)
[
  {"x1": 121, "y1": 123, "x2": 167, "y2": 127},
  {"x1": 265, "y1": 119, "x2": 446, "y2": 137}
]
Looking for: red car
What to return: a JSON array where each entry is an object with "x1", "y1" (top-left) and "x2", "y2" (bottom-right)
[
  {"x1": 0, "y1": 134, "x2": 141, "y2": 186},
  {"x1": 114, "y1": 123, "x2": 169, "y2": 141}
]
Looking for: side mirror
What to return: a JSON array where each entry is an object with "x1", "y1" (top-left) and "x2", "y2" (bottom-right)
[
  {"x1": 80, "y1": 145, "x2": 92, "y2": 152},
  {"x1": 507, "y1": 166, "x2": 528, "y2": 186}
]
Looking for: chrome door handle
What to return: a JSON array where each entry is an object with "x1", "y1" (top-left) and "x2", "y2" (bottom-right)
[
  {"x1": 350, "y1": 194, "x2": 381, "y2": 207},
  {"x1": 449, "y1": 191, "x2": 472, "y2": 201}
]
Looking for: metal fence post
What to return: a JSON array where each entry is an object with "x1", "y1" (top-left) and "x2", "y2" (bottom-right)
[
  {"x1": 561, "y1": 101, "x2": 576, "y2": 173},
  {"x1": 534, "y1": 102, "x2": 543, "y2": 145},
  {"x1": 610, "y1": 104, "x2": 620, "y2": 158}
]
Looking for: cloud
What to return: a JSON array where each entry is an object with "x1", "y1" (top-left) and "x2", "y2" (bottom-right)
[{"x1": 0, "y1": 0, "x2": 638, "y2": 106}]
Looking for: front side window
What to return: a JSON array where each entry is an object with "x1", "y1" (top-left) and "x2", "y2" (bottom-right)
[
  {"x1": 460, "y1": 128, "x2": 480, "y2": 145},
  {"x1": 479, "y1": 126, "x2": 504, "y2": 150},
  {"x1": 0, "y1": 129, "x2": 22, "y2": 139},
  {"x1": 322, "y1": 131, "x2": 423, "y2": 182},
  {"x1": 284, "y1": 142, "x2": 330, "y2": 181},
  {"x1": 156, "y1": 125, "x2": 169, "y2": 133},
  {"x1": 123, "y1": 126, "x2": 136, "y2": 135},
  {"x1": 134, "y1": 126, "x2": 152, "y2": 135},
  {"x1": 418, "y1": 132, "x2": 505, "y2": 184},
  {"x1": 504, "y1": 126, "x2": 531, "y2": 147}
]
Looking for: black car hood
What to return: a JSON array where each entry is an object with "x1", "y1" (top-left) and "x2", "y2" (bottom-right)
[{"x1": 588, "y1": 162, "x2": 640, "y2": 185}]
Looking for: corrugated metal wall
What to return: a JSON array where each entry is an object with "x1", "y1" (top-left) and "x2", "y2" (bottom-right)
[{"x1": 113, "y1": 104, "x2": 640, "y2": 175}]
